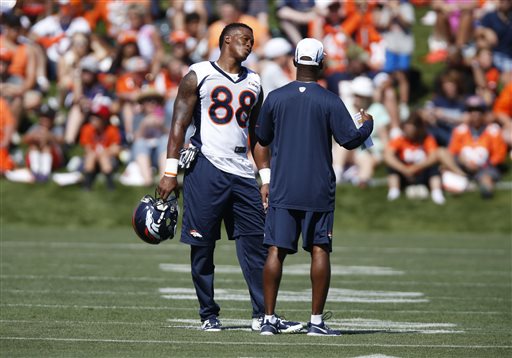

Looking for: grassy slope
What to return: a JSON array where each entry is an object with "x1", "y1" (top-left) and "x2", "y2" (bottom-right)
[{"x1": 1, "y1": 180, "x2": 511, "y2": 233}]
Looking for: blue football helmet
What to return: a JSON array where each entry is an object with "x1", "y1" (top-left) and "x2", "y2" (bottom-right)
[{"x1": 132, "y1": 194, "x2": 179, "y2": 245}]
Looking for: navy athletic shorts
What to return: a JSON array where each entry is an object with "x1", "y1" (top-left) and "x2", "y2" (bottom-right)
[
  {"x1": 180, "y1": 155, "x2": 265, "y2": 246},
  {"x1": 264, "y1": 207, "x2": 334, "y2": 253}
]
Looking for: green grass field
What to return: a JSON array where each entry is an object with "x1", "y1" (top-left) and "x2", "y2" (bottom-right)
[{"x1": 0, "y1": 181, "x2": 510, "y2": 357}]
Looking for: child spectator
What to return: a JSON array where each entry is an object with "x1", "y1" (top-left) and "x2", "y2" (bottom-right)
[
  {"x1": 423, "y1": 70, "x2": 466, "y2": 146},
  {"x1": 64, "y1": 55, "x2": 110, "y2": 146},
  {"x1": 471, "y1": 47, "x2": 501, "y2": 106},
  {"x1": 122, "y1": 87, "x2": 168, "y2": 187},
  {"x1": 79, "y1": 102, "x2": 121, "y2": 191},
  {"x1": 449, "y1": 96, "x2": 508, "y2": 199},
  {"x1": 384, "y1": 112, "x2": 449, "y2": 205},
  {"x1": 22, "y1": 105, "x2": 64, "y2": 182},
  {"x1": 115, "y1": 56, "x2": 150, "y2": 143}
]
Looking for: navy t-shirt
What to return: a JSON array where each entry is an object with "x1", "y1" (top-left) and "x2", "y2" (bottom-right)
[
  {"x1": 479, "y1": 11, "x2": 512, "y2": 57},
  {"x1": 256, "y1": 81, "x2": 373, "y2": 212}
]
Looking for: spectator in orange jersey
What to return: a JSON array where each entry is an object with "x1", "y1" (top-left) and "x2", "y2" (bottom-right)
[
  {"x1": 341, "y1": 0, "x2": 381, "y2": 55},
  {"x1": 309, "y1": 1, "x2": 349, "y2": 75},
  {"x1": 0, "y1": 97, "x2": 16, "y2": 175},
  {"x1": 207, "y1": 0, "x2": 269, "y2": 61},
  {"x1": 471, "y1": 47, "x2": 501, "y2": 106},
  {"x1": 84, "y1": 0, "x2": 151, "y2": 40},
  {"x1": 115, "y1": 56, "x2": 150, "y2": 143},
  {"x1": 492, "y1": 81, "x2": 512, "y2": 152},
  {"x1": 30, "y1": 0, "x2": 90, "y2": 73},
  {"x1": 384, "y1": 112, "x2": 462, "y2": 205},
  {"x1": 450, "y1": 96, "x2": 508, "y2": 199},
  {"x1": 79, "y1": 102, "x2": 121, "y2": 191},
  {"x1": 22, "y1": 105, "x2": 64, "y2": 182},
  {"x1": 0, "y1": 13, "x2": 40, "y2": 127}
]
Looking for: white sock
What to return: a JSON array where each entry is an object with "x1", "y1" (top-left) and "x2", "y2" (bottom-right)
[
  {"x1": 40, "y1": 152, "x2": 53, "y2": 176},
  {"x1": 29, "y1": 150, "x2": 41, "y2": 174},
  {"x1": 310, "y1": 314, "x2": 323, "y2": 325},
  {"x1": 264, "y1": 314, "x2": 277, "y2": 324}
]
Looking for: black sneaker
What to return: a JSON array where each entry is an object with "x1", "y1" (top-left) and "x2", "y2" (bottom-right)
[
  {"x1": 306, "y1": 321, "x2": 341, "y2": 336},
  {"x1": 201, "y1": 317, "x2": 222, "y2": 332},
  {"x1": 276, "y1": 316, "x2": 303, "y2": 333},
  {"x1": 260, "y1": 319, "x2": 278, "y2": 335}
]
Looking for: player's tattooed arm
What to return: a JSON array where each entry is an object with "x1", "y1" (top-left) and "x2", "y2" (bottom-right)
[{"x1": 166, "y1": 71, "x2": 198, "y2": 159}]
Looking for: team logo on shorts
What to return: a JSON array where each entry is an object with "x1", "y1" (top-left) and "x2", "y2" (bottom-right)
[{"x1": 190, "y1": 229, "x2": 203, "y2": 239}]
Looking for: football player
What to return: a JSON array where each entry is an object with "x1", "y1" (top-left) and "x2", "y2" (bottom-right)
[{"x1": 157, "y1": 23, "x2": 301, "y2": 333}]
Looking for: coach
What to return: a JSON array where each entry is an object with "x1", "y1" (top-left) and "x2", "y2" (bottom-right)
[{"x1": 256, "y1": 38, "x2": 374, "y2": 336}]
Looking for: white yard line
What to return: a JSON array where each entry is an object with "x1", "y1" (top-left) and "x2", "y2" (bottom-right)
[
  {"x1": 3, "y1": 289, "x2": 508, "y2": 302},
  {"x1": 1, "y1": 303, "x2": 507, "y2": 315},
  {"x1": 0, "y1": 337, "x2": 510, "y2": 349},
  {"x1": 1, "y1": 241, "x2": 508, "y2": 255},
  {"x1": 1, "y1": 274, "x2": 509, "y2": 288}
]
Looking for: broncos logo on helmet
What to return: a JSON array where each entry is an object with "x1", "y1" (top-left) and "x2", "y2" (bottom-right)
[{"x1": 132, "y1": 194, "x2": 178, "y2": 245}]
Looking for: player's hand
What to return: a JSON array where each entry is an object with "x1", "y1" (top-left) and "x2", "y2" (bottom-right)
[
  {"x1": 260, "y1": 183, "x2": 269, "y2": 212},
  {"x1": 359, "y1": 109, "x2": 373, "y2": 123},
  {"x1": 157, "y1": 176, "x2": 179, "y2": 201}
]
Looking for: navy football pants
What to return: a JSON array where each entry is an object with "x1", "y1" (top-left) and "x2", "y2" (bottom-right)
[{"x1": 190, "y1": 235, "x2": 265, "y2": 321}]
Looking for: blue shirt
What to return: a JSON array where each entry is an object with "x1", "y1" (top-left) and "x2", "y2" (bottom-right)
[{"x1": 256, "y1": 81, "x2": 373, "y2": 211}]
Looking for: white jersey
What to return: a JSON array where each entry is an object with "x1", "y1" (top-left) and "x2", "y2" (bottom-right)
[{"x1": 188, "y1": 61, "x2": 262, "y2": 178}]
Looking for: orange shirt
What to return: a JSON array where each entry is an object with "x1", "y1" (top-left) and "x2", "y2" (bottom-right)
[
  {"x1": 0, "y1": 97, "x2": 15, "y2": 172},
  {"x1": 388, "y1": 134, "x2": 438, "y2": 164},
  {"x1": 79, "y1": 123, "x2": 121, "y2": 150},
  {"x1": 493, "y1": 81, "x2": 512, "y2": 117},
  {"x1": 84, "y1": 0, "x2": 150, "y2": 38},
  {"x1": 0, "y1": 97, "x2": 15, "y2": 141},
  {"x1": 0, "y1": 35, "x2": 28, "y2": 78},
  {"x1": 116, "y1": 73, "x2": 142, "y2": 95},
  {"x1": 449, "y1": 123, "x2": 507, "y2": 166},
  {"x1": 341, "y1": 0, "x2": 380, "y2": 51}
]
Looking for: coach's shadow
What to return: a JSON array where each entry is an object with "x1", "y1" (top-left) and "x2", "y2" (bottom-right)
[{"x1": 220, "y1": 325, "x2": 407, "y2": 335}]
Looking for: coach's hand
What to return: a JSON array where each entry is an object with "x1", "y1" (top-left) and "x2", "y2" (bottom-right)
[
  {"x1": 157, "y1": 176, "x2": 179, "y2": 201},
  {"x1": 260, "y1": 183, "x2": 269, "y2": 212},
  {"x1": 359, "y1": 109, "x2": 374, "y2": 123}
]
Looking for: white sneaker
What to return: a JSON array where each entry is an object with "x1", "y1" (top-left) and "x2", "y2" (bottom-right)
[
  {"x1": 387, "y1": 188, "x2": 400, "y2": 201},
  {"x1": 431, "y1": 189, "x2": 446, "y2": 205},
  {"x1": 252, "y1": 317, "x2": 262, "y2": 331}
]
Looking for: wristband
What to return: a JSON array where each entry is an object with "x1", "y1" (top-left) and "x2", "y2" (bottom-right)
[
  {"x1": 164, "y1": 158, "x2": 179, "y2": 177},
  {"x1": 259, "y1": 168, "x2": 271, "y2": 185}
]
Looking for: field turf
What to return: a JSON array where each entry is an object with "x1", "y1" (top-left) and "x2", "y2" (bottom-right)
[{"x1": 0, "y1": 181, "x2": 510, "y2": 357}]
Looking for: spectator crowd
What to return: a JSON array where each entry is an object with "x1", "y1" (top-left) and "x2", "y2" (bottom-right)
[{"x1": 0, "y1": 0, "x2": 510, "y2": 203}]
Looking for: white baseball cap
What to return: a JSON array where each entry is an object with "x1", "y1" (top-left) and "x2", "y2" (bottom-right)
[
  {"x1": 264, "y1": 38, "x2": 292, "y2": 59},
  {"x1": 294, "y1": 38, "x2": 324, "y2": 66},
  {"x1": 351, "y1": 76, "x2": 374, "y2": 98}
]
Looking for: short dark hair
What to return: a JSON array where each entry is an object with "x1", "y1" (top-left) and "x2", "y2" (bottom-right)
[{"x1": 218, "y1": 23, "x2": 253, "y2": 50}]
